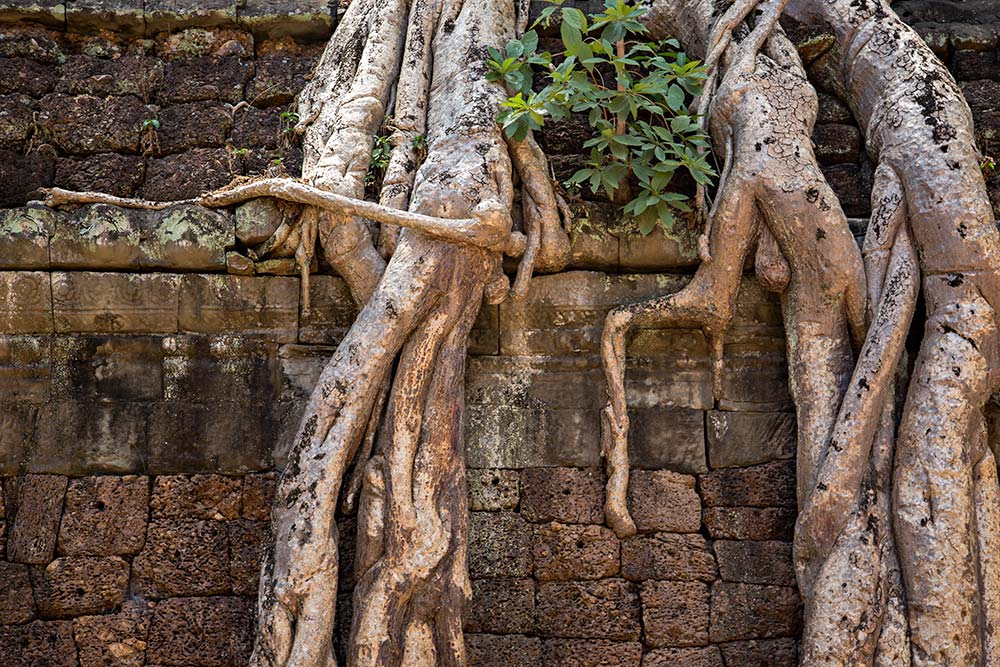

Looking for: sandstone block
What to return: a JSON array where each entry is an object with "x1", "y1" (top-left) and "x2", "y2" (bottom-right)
[
  {"x1": 299, "y1": 275, "x2": 358, "y2": 345},
  {"x1": 641, "y1": 580, "x2": 710, "y2": 648},
  {"x1": 467, "y1": 634, "x2": 542, "y2": 667},
  {"x1": 954, "y1": 49, "x2": 1000, "y2": 82},
  {"x1": 642, "y1": 646, "x2": 723, "y2": 667},
  {"x1": 228, "y1": 519, "x2": 271, "y2": 595},
  {"x1": 56, "y1": 53, "x2": 157, "y2": 97},
  {"x1": 73, "y1": 601, "x2": 152, "y2": 667},
  {"x1": 469, "y1": 511, "x2": 532, "y2": 578},
  {"x1": 521, "y1": 467, "x2": 604, "y2": 524},
  {"x1": 627, "y1": 470, "x2": 701, "y2": 533},
  {"x1": 145, "y1": 596, "x2": 254, "y2": 667},
  {"x1": 619, "y1": 224, "x2": 700, "y2": 271},
  {"x1": 151, "y1": 474, "x2": 242, "y2": 520},
  {"x1": 811, "y1": 123, "x2": 861, "y2": 165},
  {"x1": 51, "y1": 271, "x2": 179, "y2": 332},
  {"x1": 231, "y1": 105, "x2": 281, "y2": 150},
  {"x1": 66, "y1": 0, "x2": 144, "y2": 34},
  {"x1": 242, "y1": 471, "x2": 277, "y2": 519},
  {"x1": 0, "y1": 403, "x2": 36, "y2": 474},
  {"x1": 58, "y1": 475, "x2": 149, "y2": 556},
  {"x1": 54, "y1": 153, "x2": 145, "y2": 198},
  {"x1": 0, "y1": 271, "x2": 53, "y2": 333},
  {"x1": 816, "y1": 92, "x2": 852, "y2": 124},
  {"x1": 541, "y1": 639, "x2": 643, "y2": 667},
  {"x1": 245, "y1": 54, "x2": 316, "y2": 107},
  {"x1": 709, "y1": 582, "x2": 802, "y2": 642},
  {"x1": 233, "y1": 197, "x2": 288, "y2": 245},
  {"x1": 717, "y1": 638, "x2": 798, "y2": 666},
  {"x1": 0, "y1": 561, "x2": 36, "y2": 623},
  {"x1": 50, "y1": 204, "x2": 142, "y2": 270},
  {"x1": 627, "y1": 407, "x2": 708, "y2": 473},
  {"x1": 822, "y1": 162, "x2": 872, "y2": 218},
  {"x1": 239, "y1": 0, "x2": 334, "y2": 39},
  {"x1": 702, "y1": 506, "x2": 796, "y2": 541},
  {"x1": 0, "y1": 206, "x2": 56, "y2": 269},
  {"x1": 467, "y1": 468, "x2": 519, "y2": 511},
  {"x1": 707, "y1": 411, "x2": 796, "y2": 469},
  {"x1": 533, "y1": 522, "x2": 619, "y2": 581},
  {"x1": 951, "y1": 23, "x2": 997, "y2": 51},
  {"x1": 178, "y1": 274, "x2": 298, "y2": 341},
  {"x1": 50, "y1": 335, "x2": 164, "y2": 401},
  {"x1": 465, "y1": 578, "x2": 535, "y2": 634},
  {"x1": 7, "y1": 473, "x2": 67, "y2": 563},
  {"x1": 714, "y1": 540, "x2": 795, "y2": 587},
  {"x1": 0, "y1": 334, "x2": 51, "y2": 401},
  {"x1": 536, "y1": 580, "x2": 641, "y2": 640},
  {"x1": 621, "y1": 533, "x2": 717, "y2": 582},
  {"x1": 31, "y1": 556, "x2": 130, "y2": 618},
  {"x1": 699, "y1": 460, "x2": 797, "y2": 508},
  {"x1": 139, "y1": 205, "x2": 233, "y2": 271},
  {"x1": 0, "y1": 620, "x2": 77, "y2": 667},
  {"x1": 29, "y1": 400, "x2": 147, "y2": 475},
  {"x1": 132, "y1": 519, "x2": 231, "y2": 598}
]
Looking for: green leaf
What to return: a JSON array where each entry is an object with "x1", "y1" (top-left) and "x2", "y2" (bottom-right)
[
  {"x1": 561, "y1": 21, "x2": 594, "y2": 65},
  {"x1": 561, "y1": 7, "x2": 587, "y2": 31},
  {"x1": 521, "y1": 30, "x2": 539, "y2": 54},
  {"x1": 666, "y1": 84, "x2": 685, "y2": 111}
]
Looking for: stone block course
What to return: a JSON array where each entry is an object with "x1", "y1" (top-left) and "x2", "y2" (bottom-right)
[
  {"x1": 621, "y1": 533, "x2": 717, "y2": 583},
  {"x1": 54, "y1": 153, "x2": 146, "y2": 198},
  {"x1": 642, "y1": 646, "x2": 723, "y2": 667},
  {"x1": 50, "y1": 205, "x2": 143, "y2": 270},
  {"x1": 465, "y1": 577, "x2": 535, "y2": 634},
  {"x1": 702, "y1": 506, "x2": 796, "y2": 541},
  {"x1": 6, "y1": 473, "x2": 67, "y2": 563},
  {"x1": 717, "y1": 638, "x2": 798, "y2": 666},
  {"x1": 29, "y1": 400, "x2": 148, "y2": 474},
  {"x1": 469, "y1": 511, "x2": 532, "y2": 578},
  {"x1": 467, "y1": 634, "x2": 541, "y2": 667},
  {"x1": 0, "y1": 560, "x2": 36, "y2": 623},
  {"x1": 714, "y1": 540, "x2": 795, "y2": 587},
  {"x1": 626, "y1": 470, "x2": 701, "y2": 533},
  {"x1": 51, "y1": 272, "x2": 179, "y2": 332},
  {"x1": 707, "y1": 411, "x2": 796, "y2": 469},
  {"x1": 31, "y1": 555, "x2": 130, "y2": 618},
  {"x1": 533, "y1": 522, "x2": 620, "y2": 581},
  {"x1": 57, "y1": 474, "x2": 149, "y2": 556},
  {"x1": 699, "y1": 460, "x2": 797, "y2": 508},
  {"x1": 0, "y1": 271, "x2": 53, "y2": 333},
  {"x1": 521, "y1": 467, "x2": 604, "y2": 524},
  {"x1": 73, "y1": 601, "x2": 152, "y2": 667},
  {"x1": 151, "y1": 474, "x2": 242, "y2": 520},
  {"x1": 641, "y1": 580, "x2": 711, "y2": 648},
  {"x1": 467, "y1": 468, "x2": 520, "y2": 511},
  {"x1": 0, "y1": 620, "x2": 78, "y2": 667},
  {"x1": 540, "y1": 638, "x2": 643, "y2": 667},
  {"x1": 0, "y1": 206, "x2": 56, "y2": 270},
  {"x1": 178, "y1": 273, "x2": 299, "y2": 341},
  {"x1": 536, "y1": 579, "x2": 641, "y2": 640},
  {"x1": 159, "y1": 55, "x2": 251, "y2": 105},
  {"x1": 709, "y1": 582, "x2": 802, "y2": 642},
  {"x1": 132, "y1": 519, "x2": 231, "y2": 598},
  {"x1": 37, "y1": 93, "x2": 148, "y2": 155},
  {"x1": 145, "y1": 595, "x2": 254, "y2": 667}
]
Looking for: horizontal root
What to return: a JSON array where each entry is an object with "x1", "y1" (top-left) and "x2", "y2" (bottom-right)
[{"x1": 37, "y1": 187, "x2": 194, "y2": 210}]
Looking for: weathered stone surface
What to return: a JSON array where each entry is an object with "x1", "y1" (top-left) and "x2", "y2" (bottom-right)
[
  {"x1": 54, "y1": 153, "x2": 145, "y2": 198},
  {"x1": 151, "y1": 474, "x2": 242, "y2": 520},
  {"x1": 66, "y1": 0, "x2": 144, "y2": 34},
  {"x1": 707, "y1": 411, "x2": 796, "y2": 469},
  {"x1": 162, "y1": 334, "x2": 279, "y2": 403},
  {"x1": 228, "y1": 518, "x2": 270, "y2": 595},
  {"x1": 178, "y1": 274, "x2": 298, "y2": 341},
  {"x1": 55, "y1": 53, "x2": 159, "y2": 97},
  {"x1": 231, "y1": 104, "x2": 281, "y2": 150},
  {"x1": 628, "y1": 407, "x2": 708, "y2": 473},
  {"x1": 142, "y1": 148, "x2": 236, "y2": 201},
  {"x1": 541, "y1": 639, "x2": 643, "y2": 667},
  {"x1": 642, "y1": 646, "x2": 724, "y2": 667},
  {"x1": 621, "y1": 533, "x2": 717, "y2": 582},
  {"x1": 0, "y1": 620, "x2": 77, "y2": 667},
  {"x1": 0, "y1": 206, "x2": 56, "y2": 269},
  {"x1": 50, "y1": 336, "x2": 162, "y2": 403},
  {"x1": 811, "y1": 123, "x2": 861, "y2": 164},
  {"x1": 821, "y1": 162, "x2": 872, "y2": 218},
  {"x1": 0, "y1": 334, "x2": 51, "y2": 402},
  {"x1": 51, "y1": 271, "x2": 179, "y2": 332},
  {"x1": 155, "y1": 101, "x2": 233, "y2": 155},
  {"x1": 50, "y1": 204, "x2": 141, "y2": 270},
  {"x1": 469, "y1": 511, "x2": 532, "y2": 578},
  {"x1": 962, "y1": 79, "x2": 1000, "y2": 156},
  {"x1": 31, "y1": 556, "x2": 130, "y2": 618},
  {"x1": 533, "y1": 522, "x2": 620, "y2": 581},
  {"x1": 954, "y1": 49, "x2": 1000, "y2": 81},
  {"x1": 816, "y1": 92, "x2": 853, "y2": 124},
  {"x1": 0, "y1": 271, "x2": 53, "y2": 333},
  {"x1": 0, "y1": 403, "x2": 36, "y2": 474},
  {"x1": 536, "y1": 580, "x2": 641, "y2": 640},
  {"x1": 245, "y1": 53, "x2": 316, "y2": 107},
  {"x1": 521, "y1": 467, "x2": 604, "y2": 524},
  {"x1": 641, "y1": 581, "x2": 711, "y2": 648},
  {"x1": 699, "y1": 461, "x2": 797, "y2": 508},
  {"x1": 38, "y1": 93, "x2": 147, "y2": 154},
  {"x1": 0, "y1": 148, "x2": 53, "y2": 207},
  {"x1": 58, "y1": 475, "x2": 149, "y2": 556},
  {"x1": 709, "y1": 583, "x2": 802, "y2": 642},
  {"x1": 299, "y1": 275, "x2": 358, "y2": 345},
  {"x1": 233, "y1": 196, "x2": 287, "y2": 246},
  {"x1": 239, "y1": 0, "x2": 333, "y2": 39},
  {"x1": 702, "y1": 507, "x2": 796, "y2": 541},
  {"x1": 159, "y1": 56, "x2": 250, "y2": 104},
  {"x1": 0, "y1": 56, "x2": 56, "y2": 96},
  {"x1": 620, "y1": 225, "x2": 699, "y2": 271},
  {"x1": 145, "y1": 596, "x2": 254, "y2": 666},
  {"x1": 468, "y1": 468, "x2": 520, "y2": 511},
  {"x1": 466, "y1": 578, "x2": 535, "y2": 634},
  {"x1": 29, "y1": 400, "x2": 147, "y2": 474},
  {"x1": 0, "y1": 93, "x2": 35, "y2": 151},
  {"x1": 627, "y1": 470, "x2": 701, "y2": 533},
  {"x1": 714, "y1": 540, "x2": 795, "y2": 587},
  {"x1": 0, "y1": 561, "x2": 36, "y2": 624},
  {"x1": 242, "y1": 471, "x2": 277, "y2": 519},
  {"x1": 717, "y1": 638, "x2": 798, "y2": 666},
  {"x1": 467, "y1": 634, "x2": 542, "y2": 667},
  {"x1": 7, "y1": 473, "x2": 67, "y2": 563},
  {"x1": 139, "y1": 205, "x2": 233, "y2": 271},
  {"x1": 73, "y1": 601, "x2": 152, "y2": 667},
  {"x1": 132, "y1": 519, "x2": 231, "y2": 598}
]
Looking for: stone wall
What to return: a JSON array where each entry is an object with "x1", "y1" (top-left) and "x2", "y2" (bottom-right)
[{"x1": 0, "y1": 1, "x2": 999, "y2": 667}]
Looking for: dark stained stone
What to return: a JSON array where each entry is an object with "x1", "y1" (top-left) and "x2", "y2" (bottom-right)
[
  {"x1": 467, "y1": 634, "x2": 541, "y2": 667},
  {"x1": 7, "y1": 474, "x2": 67, "y2": 564},
  {"x1": 536, "y1": 579, "x2": 641, "y2": 640},
  {"x1": 521, "y1": 467, "x2": 604, "y2": 524},
  {"x1": 145, "y1": 596, "x2": 254, "y2": 667},
  {"x1": 0, "y1": 620, "x2": 77, "y2": 667},
  {"x1": 709, "y1": 583, "x2": 803, "y2": 642},
  {"x1": 465, "y1": 578, "x2": 535, "y2": 634},
  {"x1": 0, "y1": 560, "x2": 36, "y2": 624},
  {"x1": 621, "y1": 533, "x2": 717, "y2": 582},
  {"x1": 469, "y1": 511, "x2": 532, "y2": 578},
  {"x1": 132, "y1": 519, "x2": 231, "y2": 598},
  {"x1": 541, "y1": 639, "x2": 643, "y2": 667},
  {"x1": 641, "y1": 580, "x2": 711, "y2": 648}
]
